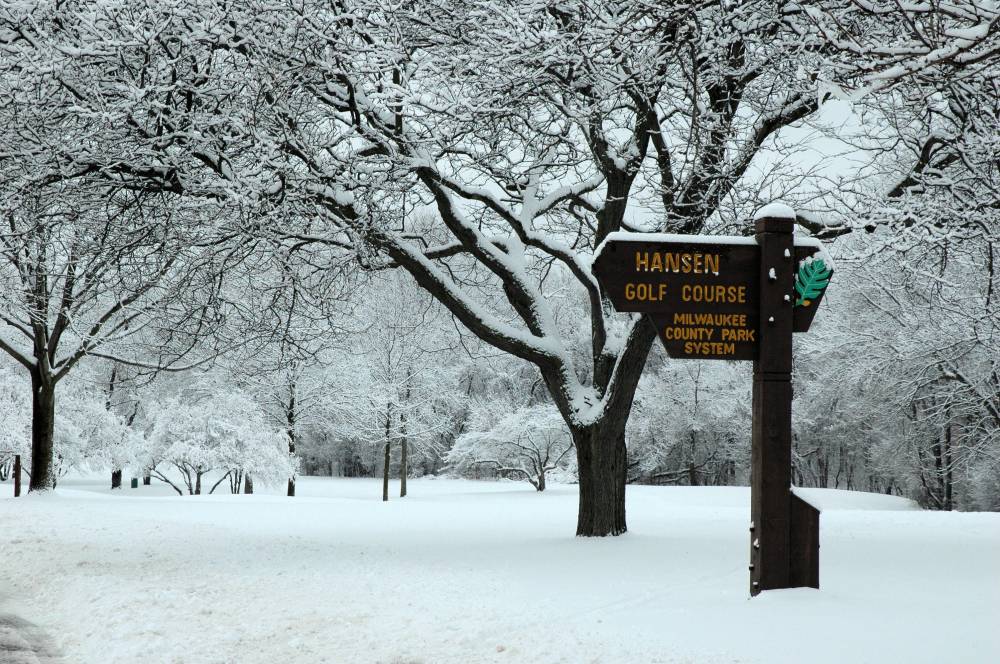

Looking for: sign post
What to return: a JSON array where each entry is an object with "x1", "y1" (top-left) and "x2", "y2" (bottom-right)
[
  {"x1": 592, "y1": 207, "x2": 831, "y2": 595},
  {"x1": 12, "y1": 454, "x2": 20, "y2": 498}
]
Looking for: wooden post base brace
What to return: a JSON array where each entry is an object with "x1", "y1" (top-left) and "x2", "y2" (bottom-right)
[
  {"x1": 750, "y1": 490, "x2": 819, "y2": 595},
  {"x1": 789, "y1": 492, "x2": 819, "y2": 589}
]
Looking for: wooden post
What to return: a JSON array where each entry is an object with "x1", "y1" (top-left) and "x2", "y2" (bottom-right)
[
  {"x1": 13, "y1": 454, "x2": 21, "y2": 498},
  {"x1": 750, "y1": 216, "x2": 795, "y2": 595}
]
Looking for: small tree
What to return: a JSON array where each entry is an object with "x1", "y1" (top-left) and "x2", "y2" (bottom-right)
[
  {"x1": 145, "y1": 399, "x2": 216, "y2": 495},
  {"x1": 214, "y1": 412, "x2": 295, "y2": 495},
  {"x1": 338, "y1": 274, "x2": 463, "y2": 500}
]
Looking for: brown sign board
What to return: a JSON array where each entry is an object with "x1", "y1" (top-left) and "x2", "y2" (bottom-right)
[
  {"x1": 592, "y1": 218, "x2": 830, "y2": 595},
  {"x1": 591, "y1": 234, "x2": 830, "y2": 361}
]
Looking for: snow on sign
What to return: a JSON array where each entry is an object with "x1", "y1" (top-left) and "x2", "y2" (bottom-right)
[
  {"x1": 593, "y1": 210, "x2": 833, "y2": 596},
  {"x1": 591, "y1": 232, "x2": 832, "y2": 360}
]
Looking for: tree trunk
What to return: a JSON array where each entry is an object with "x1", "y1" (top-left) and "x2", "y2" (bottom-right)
[
  {"x1": 106, "y1": 367, "x2": 122, "y2": 491},
  {"x1": 572, "y1": 420, "x2": 627, "y2": 536},
  {"x1": 229, "y1": 470, "x2": 242, "y2": 494},
  {"x1": 286, "y1": 429, "x2": 296, "y2": 496},
  {"x1": 537, "y1": 471, "x2": 546, "y2": 492},
  {"x1": 400, "y1": 374, "x2": 411, "y2": 499},
  {"x1": 244, "y1": 474, "x2": 254, "y2": 494},
  {"x1": 688, "y1": 431, "x2": 699, "y2": 486},
  {"x1": 382, "y1": 441, "x2": 390, "y2": 502},
  {"x1": 210, "y1": 470, "x2": 233, "y2": 495},
  {"x1": 399, "y1": 438, "x2": 408, "y2": 498},
  {"x1": 194, "y1": 471, "x2": 202, "y2": 495},
  {"x1": 28, "y1": 369, "x2": 56, "y2": 492},
  {"x1": 287, "y1": 393, "x2": 296, "y2": 497},
  {"x1": 944, "y1": 422, "x2": 954, "y2": 511}
]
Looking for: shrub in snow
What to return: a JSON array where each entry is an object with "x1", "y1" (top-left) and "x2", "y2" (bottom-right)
[{"x1": 144, "y1": 392, "x2": 293, "y2": 495}]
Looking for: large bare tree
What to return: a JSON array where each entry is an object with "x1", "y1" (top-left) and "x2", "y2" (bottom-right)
[{"x1": 224, "y1": 0, "x2": 844, "y2": 535}]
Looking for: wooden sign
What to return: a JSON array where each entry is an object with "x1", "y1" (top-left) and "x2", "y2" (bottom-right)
[
  {"x1": 592, "y1": 234, "x2": 831, "y2": 361},
  {"x1": 591, "y1": 214, "x2": 833, "y2": 597}
]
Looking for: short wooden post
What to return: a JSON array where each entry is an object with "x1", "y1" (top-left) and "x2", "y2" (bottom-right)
[{"x1": 13, "y1": 454, "x2": 21, "y2": 497}]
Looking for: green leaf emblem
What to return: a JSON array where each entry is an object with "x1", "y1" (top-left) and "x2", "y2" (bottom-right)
[{"x1": 795, "y1": 258, "x2": 831, "y2": 307}]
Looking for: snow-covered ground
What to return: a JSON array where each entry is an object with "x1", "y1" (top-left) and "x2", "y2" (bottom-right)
[{"x1": 2, "y1": 476, "x2": 998, "y2": 664}]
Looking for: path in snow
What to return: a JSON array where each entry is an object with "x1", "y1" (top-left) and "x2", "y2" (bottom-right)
[{"x1": 0, "y1": 612, "x2": 63, "y2": 664}]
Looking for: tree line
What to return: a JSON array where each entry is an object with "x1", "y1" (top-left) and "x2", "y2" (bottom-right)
[{"x1": 1, "y1": 1, "x2": 997, "y2": 530}]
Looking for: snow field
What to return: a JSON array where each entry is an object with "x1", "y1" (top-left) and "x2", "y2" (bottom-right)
[{"x1": 1, "y1": 477, "x2": 998, "y2": 664}]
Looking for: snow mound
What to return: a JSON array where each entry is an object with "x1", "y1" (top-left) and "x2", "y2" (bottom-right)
[
  {"x1": 792, "y1": 486, "x2": 920, "y2": 511},
  {"x1": 754, "y1": 202, "x2": 797, "y2": 220}
]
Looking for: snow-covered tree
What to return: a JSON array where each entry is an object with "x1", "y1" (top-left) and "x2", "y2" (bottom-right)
[
  {"x1": 221, "y1": 0, "x2": 857, "y2": 534},
  {"x1": 788, "y1": 1, "x2": 999, "y2": 99},
  {"x1": 449, "y1": 402, "x2": 573, "y2": 492},
  {"x1": 0, "y1": 361, "x2": 142, "y2": 486},
  {"x1": 144, "y1": 388, "x2": 293, "y2": 496},
  {"x1": 340, "y1": 274, "x2": 464, "y2": 500},
  {"x1": 226, "y1": 247, "x2": 358, "y2": 496},
  {"x1": 0, "y1": 1, "x2": 265, "y2": 491},
  {"x1": 49, "y1": 387, "x2": 134, "y2": 487},
  {"x1": 0, "y1": 182, "x2": 228, "y2": 491},
  {"x1": 788, "y1": 223, "x2": 999, "y2": 509}
]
